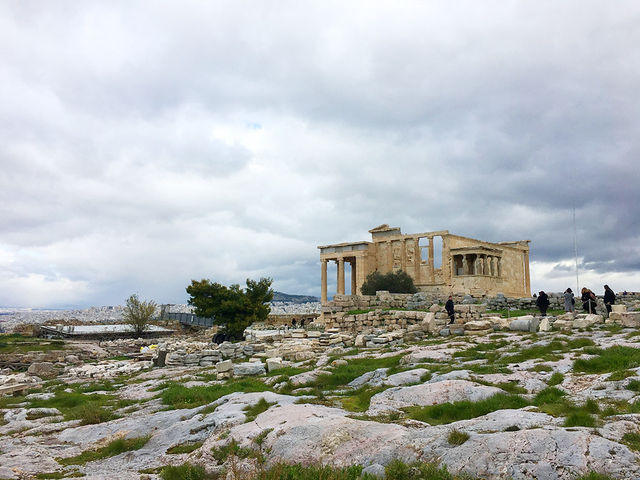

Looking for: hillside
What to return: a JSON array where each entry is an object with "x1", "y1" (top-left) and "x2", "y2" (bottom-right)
[{"x1": 272, "y1": 291, "x2": 319, "y2": 303}]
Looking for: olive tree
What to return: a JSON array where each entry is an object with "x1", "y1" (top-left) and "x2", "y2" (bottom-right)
[
  {"x1": 361, "y1": 270, "x2": 417, "y2": 295},
  {"x1": 186, "y1": 277, "x2": 273, "y2": 339},
  {"x1": 123, "y1": 294, "x2": 157, "y2": 334}
]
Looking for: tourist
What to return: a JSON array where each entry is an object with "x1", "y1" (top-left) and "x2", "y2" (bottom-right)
[
  {"x1": 581, "y1": 288, "x2": 597, "y2": 314},
  {"x1": 536, "y1": 291, "x2": 550, "y2": 316},
  {"x1": 445, "y1": 296, "x2": 455, "y2": 325},
  {"x1": 563, "y1": 288, "x2": 575, "y2": 313},
  {"x1": 604, "y1": 285, "x2": 616, "y2": 316}
]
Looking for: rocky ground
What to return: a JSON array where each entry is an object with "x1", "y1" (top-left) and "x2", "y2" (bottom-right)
[{"x1": 2, "y1": 322, "x2": 640, "y2": 479}]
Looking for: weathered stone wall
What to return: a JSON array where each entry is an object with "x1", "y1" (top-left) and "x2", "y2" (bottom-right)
[{"x1": 324, "y1": 304, "x2": 486, "y2": 334}]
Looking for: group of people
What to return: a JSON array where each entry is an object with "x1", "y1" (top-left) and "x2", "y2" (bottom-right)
[{"x1": 536, "y1": 285, "x2": 616, "y2": 316}]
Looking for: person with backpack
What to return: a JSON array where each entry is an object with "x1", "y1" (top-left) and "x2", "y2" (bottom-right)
[{"x1": 563, "y1": 288, "x2": 575, "y2": 313}]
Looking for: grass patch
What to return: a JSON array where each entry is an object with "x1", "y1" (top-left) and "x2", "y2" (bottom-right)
[
  {"x1": 161, "y1": 378, "x2": 270, "y2": 409},
  {"x1": 210, "y1": 439, "x2": 256, "y2": 463},
  {"x1": 340, "y1": 386, "x2": 387, "y2": 412},
  {"x1": 57, "y1": 435, "x2": 150, "y2": 465},
  {"x1": 528, "y1": 364, "x2": 553, "y2": 372},
  {"x1": 622, "y1": 432, "x2": 640, "y2": 452},
  {"x1": 35, "y1": 472, "x2": 84, "y2": 479},
  {"x1": 265, "y1": 366, "x2": 310, "y2": 378},
  {"x1": 627, "y1": 379, "x2": 640, "y2": 392},
  {"x1": 575, "y1": 474, "x2": 617, "y2": 480},
  {"x1": 447, "y1": 429, "x2": 470, "y2": 445},
  {"x1": 0, "y1": 335, "x2": 66, "y2": 354},
  {"x1": 606, "y1": 370, "x2": 635, "y2": 381},
  {"x1": 573, "y1": 346, "x2": 640, "y2": 373},
  {"x1": 406, "y1": 393, "x2": 529, "y2": 425},
  {"x1": 160, "y1": 463, "x2": 210, "y2": 480},
  {"x1": 384, "y1": 459, "x2": 475, "y2": 480},
  {"x1": 166, "y1": 441, "x2": 204, "y2": 454},
  {"x1": 534, "y1": 387, "x2": 600, "y2": 425},
  {"x1": 306, "y1": 355, "x2": 403, "y2": 390},
  {"x1": 345, "y1": 309, "x2": 374, "y2": 315},
  {"x1": 453, "y1": 341, "x2": 508, "y2": 361},
  {"x1": 601, "y1": 399, "x2": 640, "y2": 417},
  {"x1": 564, "y1": 411, "x2": 597, "y2": 427},
  {"x1": 26, "y1": 391, "x2": 119, "y2": 425},
  {"x1": 547, "y1": 372, "x2": 564, "y2": 386},
  {"x1": 498, "y1": 339, "x2": 592, "y2": 365},
  {"x1": 243, "y1": 397, "x2": 276, "y2": 422}
]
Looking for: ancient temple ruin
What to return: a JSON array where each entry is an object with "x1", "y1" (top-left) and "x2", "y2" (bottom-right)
[{"x1": 318, "y1": 224, "x2": 531, "y2": 303}]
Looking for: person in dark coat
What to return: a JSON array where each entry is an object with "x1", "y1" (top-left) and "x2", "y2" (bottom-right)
[
  {"x1": 581, "y1": 287, "x2": 597, "y2": 314},
  {"x1": 536, "y1": 291, "x2": 550, "y2": 316},
  {"x1": 445, "y1": 296, "x2": 455, "y2": 325},
  {"x1": 604, "y1": 285, "x2": 616, "y2": 316}
]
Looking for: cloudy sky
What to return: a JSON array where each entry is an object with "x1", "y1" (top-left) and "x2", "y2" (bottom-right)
[{"x1": 1, "y1": 1, "x2": 639, "y2": 308}]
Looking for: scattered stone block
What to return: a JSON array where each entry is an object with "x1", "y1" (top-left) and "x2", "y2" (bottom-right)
[
  {"x1": 234, "y1": 362, "x2": 266, "y2": 376},
  {"x1": 574, "y1": 314, "x2": 603, "y2": 329},
  {"x1": 612, "y1": 304, "x2": 627, "y2": 313},
  {"x1": 539, "y1": 318, "x2": 553, "y2": 332},
  {"x1": 27, "y1": 362, "x2": 58, "y2": 379},
  {"x1": 553, "y1": 319, "x2": 573, "y2": 330},
  {"x1": 509, "y1": 316, "x2": 539, "y2": 333},
  {"x1": 266, "y1": 357, "x2": 284, "y2": 372},
  {"x1": 215, "y1": 360, "x2": 233, "y2": 373},
  {"x1": 464, "y1": 320, "x2": 492, "y2": 331}
]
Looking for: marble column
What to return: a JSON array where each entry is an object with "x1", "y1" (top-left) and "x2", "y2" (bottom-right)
[
  {"x1": 350, "y1": 259, "x2": 357, "y2": 295},
  {"x1": 321, "y1": 260, "x2": 328, "y2": 303},
  {"x1": 337, "y1": 258, "x2": 345, "y2": 295}
]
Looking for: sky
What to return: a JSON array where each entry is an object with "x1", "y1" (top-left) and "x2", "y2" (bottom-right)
[{"x1": 1, "y1": 1, "x2": 639, "y2": 308}]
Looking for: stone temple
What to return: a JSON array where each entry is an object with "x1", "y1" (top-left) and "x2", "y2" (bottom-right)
[{"x1": 318, "y1": 224, "x2": 531, "y2": 302}]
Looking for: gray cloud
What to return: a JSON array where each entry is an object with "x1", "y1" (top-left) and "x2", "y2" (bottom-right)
[{"x1": 1, "y1": 1, "x2": 639, "y2": 307}]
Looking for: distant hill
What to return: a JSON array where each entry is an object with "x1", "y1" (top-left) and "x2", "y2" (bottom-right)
[{"x1": 272, "y1": 291, "x2": 319, "y2": 303}]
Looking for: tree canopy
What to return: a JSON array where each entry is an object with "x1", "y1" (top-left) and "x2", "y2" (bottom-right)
[
  {"x1": 186, "y1": 277, "x2": 274, "y2": 338},
  {"x1": 360, "y1": 270, "x2": 417, "y2": 295},
  {"x1": 123, "y1": 294, "x2": 157, "y2": 334}
]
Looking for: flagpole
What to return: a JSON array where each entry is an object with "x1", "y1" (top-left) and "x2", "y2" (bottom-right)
[{"x1": 573, "y1": 206, "x2": 579, "y2": 293}]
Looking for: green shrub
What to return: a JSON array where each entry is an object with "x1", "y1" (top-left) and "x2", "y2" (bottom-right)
[
  {"x1": 166, "y1": 441, "x2": 204, "y2": 454},
  {"x1": 259, "y1": 463, "x2": 365, "y2": 480},
  {"x1": 573, "y1": 346, "x2": 640, "y2": 373},
  {"x1": 575, "y1": 473, "x2": 617, "y2": 480},
  {"x1": 447, "y1": 429, "x2": 470, "y2": 445},
  {"x1": 533, "y1": 387, "x2": 566, "y2": 405},
  {"x1": 57, "y1": 435, "x2": 150, "y2": 465},
  {"x1": 626, "y1": 380, "x2": 640, "y2": 392},
  {"x1": 244, "y1": 398, "x2": 276, "y2": 422},
  {"x1": 210, "y1": 439, "x2": 255, "y2": 463},
  {"x1": 160, "y1": 463, "x2": 208, "y2": 480},
  {"x1": 307, "y1": 355, "x2": 402, "y2": 390},
  {"x1": 547, "y1": 372, "x2": 564, "y2": 386},
  {"x1": 340, "y1": 386, "x2": 387, "y2": 412},
  {"x1": 361, "y1": 270, "x2": 417, "y2": 295},
  {"x1": 622, "y1": 432, "x2": 640, "y2": 451},
  {"x1": 161, "y1": 378, "x2": 270, "y2": 409},
  {"x1": 564, "y1": 412, "x2": 597, "y2": 427},
  {"x1": 408, "y1": 393, "x2": 529, "y2": 425}
]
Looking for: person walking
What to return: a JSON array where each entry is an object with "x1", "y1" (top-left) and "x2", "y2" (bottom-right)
[
  {"x1": 445, "y1": 296, "x2": 455, "y2": 325},
  {"x1": 563, "y1": 288, "x2": 575, "y2": 313},
  {"x1": 604, "y1": 285, "x2": 616, "y2": 316},
  {"x1": 536, "y1": 291, "x2": 550, "y2": 316},
  {"x1": 581, "y1": 287, "x2": 597, "y2": 314}
]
